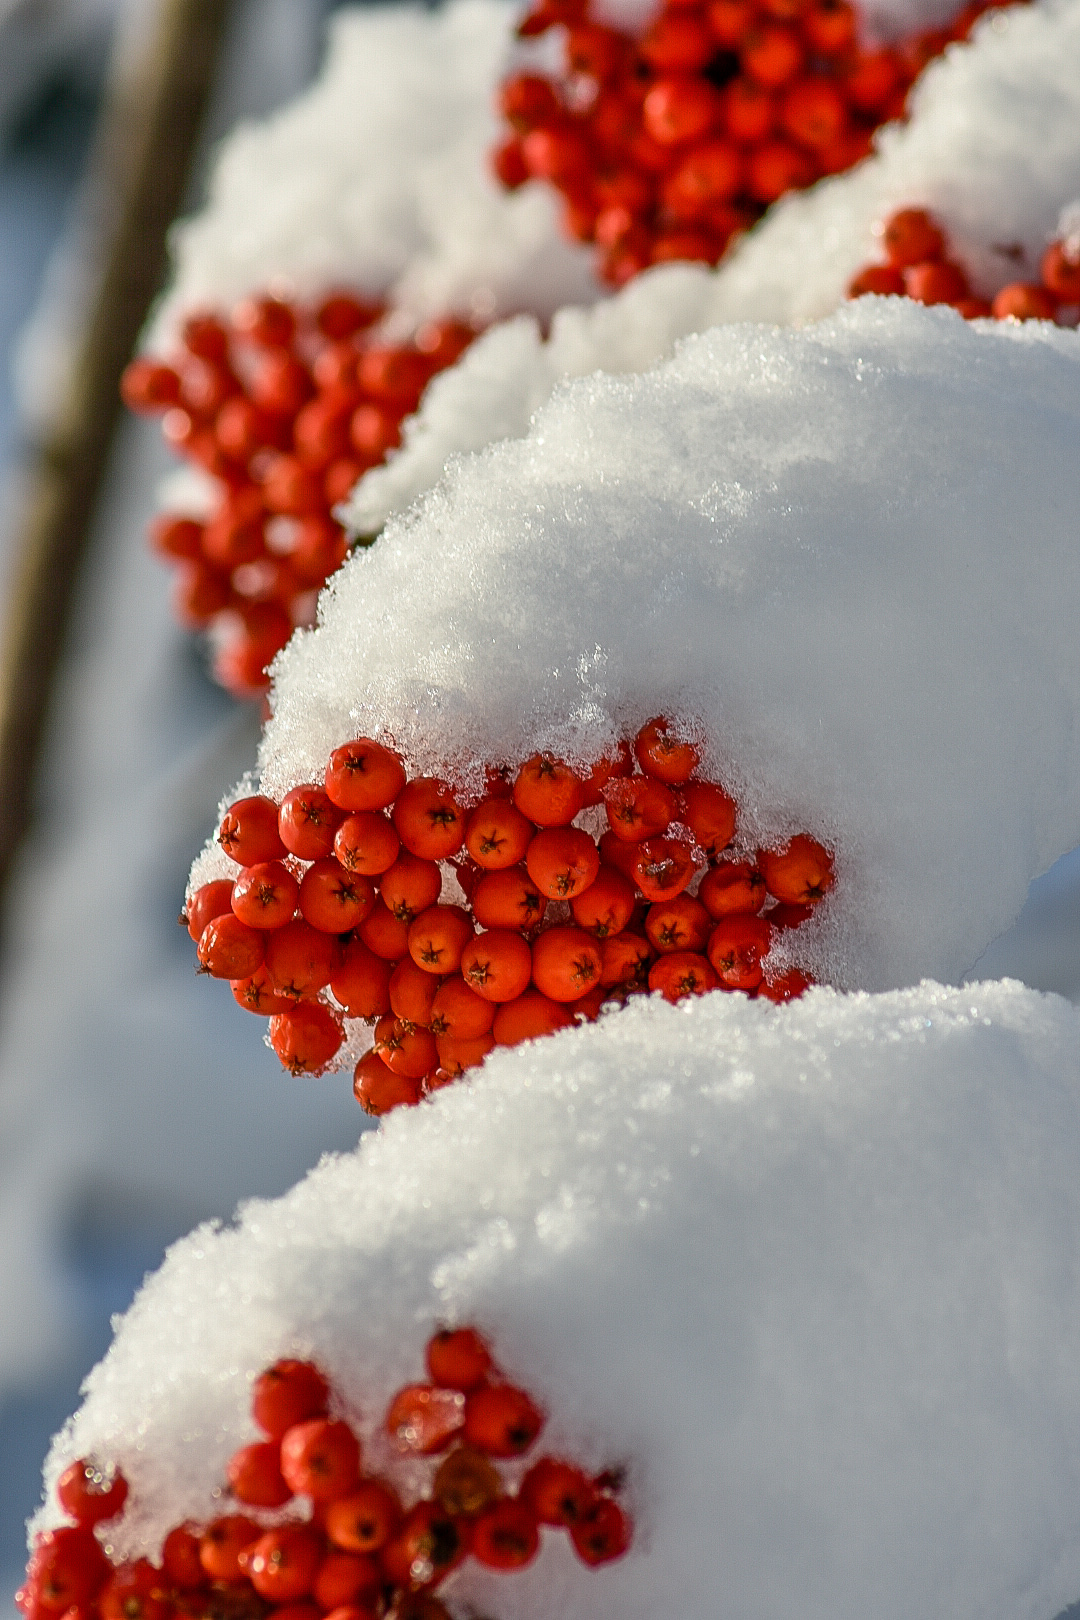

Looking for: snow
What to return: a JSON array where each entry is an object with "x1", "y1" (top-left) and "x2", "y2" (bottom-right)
[
  {"x1": 147, "y1": 0, "x2": 601, "y2": 344},
  {"x1": 36, "y1": 979, "x2": 1080, "y2": 1620},
  {"x1": 347, "y1": 0, "x2": 1080, "y2": 533},
  {"x1": 192, "y1": 299, "x2": 1080, "y2": 999}
]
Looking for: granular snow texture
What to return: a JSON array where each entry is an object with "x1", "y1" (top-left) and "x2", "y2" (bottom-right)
[
  {"x1": 193, "y1": 299, "x2": 1080, "y2": 996},
  {"x1": 348, "y1": 0, "x2": 1080, "y2": 532},
  {"x1": 148, "y1": 0, "x2": 600, "y2": 343},
  {"x1": 36, "y1": 979, "x2": 1080, "y2": 1620}
]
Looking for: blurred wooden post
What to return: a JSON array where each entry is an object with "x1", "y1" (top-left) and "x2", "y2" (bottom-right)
[{"x1": 0, "y1": 0, "x2": 231, "y2": 903}]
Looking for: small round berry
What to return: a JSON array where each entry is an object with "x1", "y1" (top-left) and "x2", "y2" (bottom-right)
[
  {"x1": 324, "y1": 738, "x2": 406, "y2": 811},
  {"x1": 426, "y1": 1328, "x2": 493, "y2": 1391},
  {"x1": 512, "y1": 753, "x2": 585, "y2": 827},
  {"x1": 520, "y1": 1457, "x2": 595, "y2": 1525},
  {"x1": 219, "y1": 795, "x2": 286, "y2": 865},
  {"x1": 269, "y1": 1001, "x2": 344, "y2": 1075},
  {"x1": 227, "y1": 1440, "x2": 292, "y2": 1507},
  {"x1": 252, "y1": 1359, "x2": 329, "y2": 1438},
  {"x1": 431, "y1": 1446, "x2": 501, "y2": 1516},
  {"x1": 325, "y1": 1481, "x2": 403, "y2": 1553},
  {"x1": 197, "y1": 914, "x2": 265, "y2": 980},
  {"x1": 470, "y1": 1499, "x2": 539, "y2": 1569},
  {"x1": 57, "y1": 1459, "x2": 128, "y2": 1526},
  {"x1": 570, "y1": 1496, "x2": 632, "y2": 1564},
  {"x1": 385, "y1": 1384, "x2": 466, "y2": 1454},
  {"x1": 463, "y1": 1384, "x2": 544, "y2": 1457},
  {"x1": 279, "y1": 1418, "x2": 361, "y2": 1501},
  {"x1": 242, "y1": 1526, "x2": 322, "y2": 1602},
  {"x1": 393, "y1": 778, "x2": 465, "y2": 860},
  {"x1": 199, "y1": 1516, "x2": 260, "y2": 1580}
]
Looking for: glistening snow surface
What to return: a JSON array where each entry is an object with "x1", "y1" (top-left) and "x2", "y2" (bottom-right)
[
  {"x1": 148, "y1": 0, "x2": 600, "y2": 343},
  {"x1": 37, "y1": 981, "x2": 1080, "y2": 1620},
  {"x1": 347, "y1": 0, "x2": 1080, "y2": 531},
  {"x1": 192, "y1": 300, "x2": 1080, "y2": 995}
]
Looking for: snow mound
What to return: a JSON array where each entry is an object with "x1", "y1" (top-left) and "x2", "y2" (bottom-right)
[
  {"x1": 38, "y1": 979, "x2": 1080, "y2": 1620},
  {"x1": 193, "y1": 300, "x2": 1080, "y2": 994},
  {"x1": 347, "y1": 0, "x2": 1080, "y2": 533},
  {"x1": 148, "y1": 0, "x2": 600, "y2": 343}
]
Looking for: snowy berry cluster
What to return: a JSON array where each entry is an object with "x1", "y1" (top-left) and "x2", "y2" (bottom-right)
[
  {"x1": 18, "y1": 1330, "x2": 630, "y2": 1620},
  {"x1": 187, "y1": 719, "x2": 832, "y2": 1109},
  {"x1": 848, "y1": 208, "x2": 1080, "y2": 319},
  {"x1": 493, "y1": 0, "x2": 1004, "y2": 286},
  {"x1": 121, "y1": 297, "x2": 475, "y2": 698}
]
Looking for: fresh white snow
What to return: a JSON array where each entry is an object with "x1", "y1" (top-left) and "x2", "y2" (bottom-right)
[
  {"x1": 37, "y1": 979, "x2": 1080, "y2": 1620},
  {"x1": 347, "y1": 0, "x2": 1080, "y2": 532},
  {"x1": 193, "y1": 299, "x2": 1080, "y2": 999}
]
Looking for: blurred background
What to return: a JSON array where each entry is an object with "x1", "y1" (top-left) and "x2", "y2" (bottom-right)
[{"x1": 0, "y1": 0, "x2": 1076, "y2": 1609}]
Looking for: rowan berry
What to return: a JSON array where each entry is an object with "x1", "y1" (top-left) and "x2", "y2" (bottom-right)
[
  {"x1": 663, "y1": 141, "x2": 743, "y2": 219},
  {"x1": 499, "y1": 72, "x2": 561, "y2": 130},
  {"x1": 758, "y1": 966, "x2": 813, "y2": 1000},
  {"x1": 492, "y1": 990, "x2": 575, "y2": 1044},
  {"x1": 392, "y1": 779, "x2": 465, "y2": 860},
  {"x1": 464, "y1": 798, "x2": 534, "y2": 869},
  {"x1": 390, "y1": 956, "x2": 442, "y2": 1026},
  {"x1": 241, "y1": 1526, "x2": 322, "y2": 1603},
  {"x1": 579, "y1": 738, "x2": 633, "y2": 804},
  {"x1": 460, "y1": 930, "x2": 533, "y2": 1002},
  {"x1": 315, "y1": 293, "x2": 381, "y2": 340},
  {"x1": 198, "y1": 914, "x2": 266, "y2": 979},
  {"x1": 381, "y1": 852, "x2": 442, "y2": 922},
  {"x1": 354, "y1": 1051, "x2": 423, "y2": 1113},
  {"x1": 199, "y1": 1517, "x2": 261, "y2": 1580},
  {"x1": 426, "y1": 1327, "x2": 493, "y2": 1391},
  {"x1": 848, "y1": 264, "x2": 906, "y2": 298},
  {"x1": 265, "y1": 920, "x2": 342, "y2": 999},
  {"x1": 227, "y1": 1440, "x2": 292, "y2": 1507},
  {"x1": 569, "y1": 864, "x2": 635, "y2": 938},
  {"x1": 677, "y1": 780, "x2": 737, "y2": 854},
  {"x1": 645, "y1": 892, "x2": 712, "y2": 952},
  {"x1": 881, "y1": 207, "x2": 944, "y2": 267},
  {"x1": 334, "y1": 811, "x2": 400, "y2": 875},
  {"x1": 431, "y1": 1447, "x2": 500, "y2": 1516},
  {"x1": 603, "y1": 776, "x2": 676, "y2": 840},
  {"x1": 802, "y1": 0, "x2": 855, "y2": 52},
  {"x1": 233, "y1": 295, "x2": 297, "y2": 350},
  {"x1": 269, "y1": 1001, "x2": 344, "y2": 1074},
  {"x1": 724, "y1": 78, "x2": 774, "y2": 143},
  {"x1": 844, "y1": 47, "x2": 899, "y2": 111},
  {"x1": 641, "y1": 10, "x2": 716, "y2": 70},
  {"x1": 278, "y1": 786, "x2": 343, "y2": 861},
  {"x1": 991, "y1": 282, "x2": 1056, "y2": 321},
  {"x1": 631, "y1": 836, "x2": 697, "y2": 901},
  {"x1": 526, "y1": 826, "x2": 601, "y2": 899},
  {"x1": 253, "y1": 1360, "x2": 329, "y2": 1438},
  {"x1": 463, "y1": 1384, "x2": 544, "y2": 1457},
  {"x1": 219, "y1": 795, "x2": 286, "y2": 865},
  {"x1": 325, "y1": 1481, "x2": 404, "y2": 1553},
  {"x1": 748, "y1": 138, "x2": 814, "y2": 201},
  {"x1": 184, "y1": 879, "x2": 234, "y2": 941},
  {"x1": 262, "y1": 453, "x2": 324, "y2": 515},
  {"x1": 385, "y1": 1385, "x2": 466, "y2": 1454},
  {"x1": 649, "y1": 949, "x2": 719, "y2": 1000},
  {"x1": 491, "y1": 134, "x2": 529, "y2": 189},
  {"x1": 511, "y1": 753, "x2": 585, "y2": 826},
  {"x1": 161, "y1": 1524, "x2": 204, "y2": 1588},
  {"x1": 566, "y1": 21, "x2": 632, "y2": 78},
  {"x1": 216, "y1": 396, "x2": 277, "y2": 461},
  {"x1": 288, "y1": 516, "x2": 348, "y2": 586},
  {"x1": 381, "y1": 1502, "x2": 466, "y2": 1591},
  {"x1": 434, "y1": 1031, "x2": 495, "y2": 1077},
  {"x1": 312, "y1": 1552, "x2": 380, "y2": 1611},
  {"x1": 280, "y1": 1418, "x2": 360, "y2": 1500},
  {"x1": 150, "y1": 512, "x2": 203, "y2": 560},
  {"x1": 202, "y1": 496, "x2": 265, "y2": 569},
  {"x1": 643, "y1": 77, "x2": 724, "y2": 145},
  {"x1": 374, "y1": 1016, "x2": 438, "y2": 1079},
  {"x1": 599, "y1": 931, "x2": 653, "y2": 989},
  {"x1": 299, "y1": 860, "x2": 375, "y2": 933},
  {"x1": 325, "y1": 738, "x2": 406, "y2": 811},
  {"x1": 231, "y1": 860, "x2": 299, "y2": 929},
  {"x1": 357, "y1": 348, "x2": 431, "y2": 412},
  {"x1": 358, "y1": 900, "x2": 411, "y2": 961},
  {"x1": 699, "y1": 859, "x2": 766, "y2": 917},
  {"x1": 350, "y1": 402, "x2": 402, "y2": 466},
  {"x1": 707, "y1": 913, "x2": 773, "y2": 989},
  {"x1": 99, "y1": 1560, "x2": 170, "y2": 1620},
  {"x1": 758, "y1": 833, "x2": 834, "y2": 902},
  {"x1": 520, "y1": 1457, "x2": 595, "y2": 1525},
  {"x1": 633, "y1": 717, "x2": 699, "y2": 783},
  {"x1": 1041, "y1": 240, "x2": 1080, "y2": 301},
  {"x1": 781, "y1": 78, "x2": 845, "y2": 150},
  {"x1": 26, "y1": 1528, "x2": 109, "y2": 1611},
  {"x1": 570, "y1": 1496, "x2": 632, "y2": 1563},
  {"x1": 471, "y1": 1499, "x2": 540, "y2": 1569},
  {"x1": 408, "y1": 906, "x2": 474, "y2": 975},
  {"x1": 121, "y1": 357, "x2": 182, "y2": 412},
  {"x1": 903, "y1": 259, "x2": 968, "y2": 304},
  {"x1": 429, "y1": 977, "x2": 494, "y2": 1040},
  {"x1": 530, "y1": 925, "x2": 602, "y2": 1001}
]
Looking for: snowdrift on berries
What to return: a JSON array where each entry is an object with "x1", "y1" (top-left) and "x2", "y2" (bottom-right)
[
  {"x1": 149, "y1": 0, "x2": 600, "y2": 342},
  {"x1": 347, "y1": 0, "x2": 1080, "y2": 532},
  {"x1": 194, "y1": 299, "x2": 1080, "y2": 994},
  {"x1": 36, "y1": 980, "x2": 1080, "y2": 1620}
]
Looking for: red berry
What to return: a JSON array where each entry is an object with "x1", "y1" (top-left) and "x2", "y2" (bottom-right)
[
  {"x1": 463, "y1": 1384, "x2": 544, "y2": 1457},
  {"x1": 252, "y1": 1359, "x2": 330, "y2": 1438},
  {"x1": 280, "y1": 1418, "x2": 361, "y2": 1500},
  {"x1": 634, "y1": 717, "x2": 700, "y2": 783},
  {"x1": 315, "y1": 293, "x2": 382, "y2": 340},
  {"x1": 197, "y1": 914, "x2": 266, "y2": 979},
  {"x1": 381, "y1": 1502, "x2": 466, "y2": 1592},
  {"x1": 393, "y1": 778, "x2": 466, "y2": 860},
  {"x1": 325, "y1": 1481, "x2": 404, "y2": 1553},
  {"x1": 385, "y1": 1385, "x2": 466, "y2": 1454},
  {"x1": 648, "y1": 948, "x2": 719, "y2": 1000},
  {"x1": 991, "y1": 281, "x2": 1057, "y2": 321},
  {"x1": 642, "y1": 77, "x2": 724, "y2": 146},
  {"x1": 121, "y1": 357, "x2": 181, "y2": 413},
  {"x1": 903, "y1": 259, "x2": 969, "y2": 304},
  {"x1": 312, "y1": 1551, "x2": 381, "y2": 1610},
  {"x1": 149, "y1": 513, "x2": 202, "y2": 560},
  {"x1": 184, "y1": 879, "x2": 234, "y2": 942},
  {"x1": 242, "y1": 1526, "x2": 322, "y2": 1602},
  {"x1": 881, "y1": 207, "x2": 944, "y2": 268},
  {"x1": 299, "y1": 859, "x2": 375, "y2": 932},
  {"x1": 219, "y1": 795, "x2": 286, "y2": 865},
  {"x1": 570, "y1": 1495, "x2": 632, "y2": 1563},
  {"x1": 353, "y1": 1051, "x2": 423, "y2": 1113},
  {"x1": 426, "y1": 1327, "x2": 493, "y2": 1391},
  {"x1": 199, "y1": 1516, "x2": 260, "y2": 1580},
  {"x1": 520, "y1": 1457, "x2": 596, "y2": 1525},
  {"x1": 264, "y1": 920, "x2": 343, "y2": 1000},
  {"x1": 99, "y1": 1560, "x2": 170, "y2": 1620},
  {"x1": 269, "y1": 1001, "x2": 345, "y2": 1075},
  {"x1": 470, "y1": 1499, "x2": 539, "y2": 1569},
  {"x1": 231, "y1": 861, "x2": 300, "y2": 929},
  {"x1": 279, "y1": 785, "x2": 345, "y2": 861},
  {"x1": 233, "y1": 295, "x2": 297, "y2": 349},
  {"x1": 56, "y1": 1459, "x2": 128, "y2": 1526},
  {"x1": 325, "y1": 738, "x2": 407, "y2": 811},
  {"x1": 161, "y1": 1525, "x2": 204, "y2": 1589},
  {"x1": 848, "y1": 264, "x2": 906, "y2": 298},
  {"x1": 706, "y1": 913, "x2": 773, "y2": 989},
  {"x1": 1041, "y1": 239, "x2": 1080, "y2": 301},
  {"x1": 25, "y1": 1528, "x2": 108, "y2": 1611}
]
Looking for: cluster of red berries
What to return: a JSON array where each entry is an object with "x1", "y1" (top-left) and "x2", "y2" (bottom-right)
[
  {"x1": 848, "y1": 207, "x2": 1080, "y2": 319},
  {"x1": 493, "y1": 0, "x2": 1004, "y2": 285},
  {"x1": 19, "y1": 1330, "x2": 630, "y2": 1620},
  {"x1": 120, "y1": 296, "x2": 475, "y2": 698},
  {"x1": 185, "y1": 717, "x2": 833, "y2": 1112}
]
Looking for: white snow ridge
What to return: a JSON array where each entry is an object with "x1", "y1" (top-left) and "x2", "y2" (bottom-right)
[{"x1": 38, "y1": 981, "x2": 1080, "y2": 1620}]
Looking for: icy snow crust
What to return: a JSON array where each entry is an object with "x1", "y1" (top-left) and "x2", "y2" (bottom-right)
[
  {"x1": 148, "y1": 0, "x2": 601, "y2": 343},
  {"x1": 38, "y1": 981, "x2": 1080, "y2": 1620},
  {"x1": 347, "y1": 0, "x2": 1080, "y2": 532},
  {"x1": 193, "y1": 300, "x2": 1080, "y2": 995}
]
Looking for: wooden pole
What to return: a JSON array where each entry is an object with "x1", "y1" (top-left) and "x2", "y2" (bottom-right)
[{"x1": 0, "y1": 0, "x2": 231, "y2": 905}]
